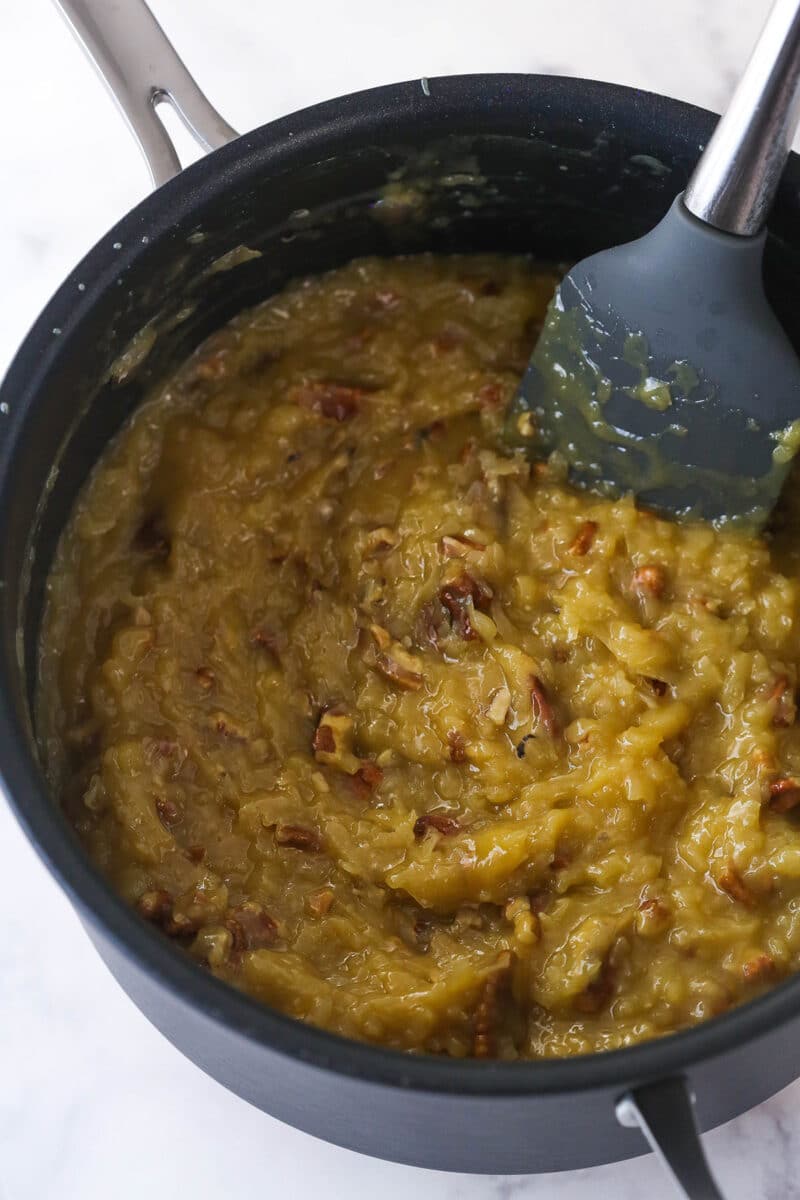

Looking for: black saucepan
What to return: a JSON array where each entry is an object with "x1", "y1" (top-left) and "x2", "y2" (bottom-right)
[{"x1": 5, "y1": 4, "x2": 800, "y2": 1196}]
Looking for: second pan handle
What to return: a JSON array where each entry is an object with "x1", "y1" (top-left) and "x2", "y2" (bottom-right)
[
  {"x1": 617, "y1": 1077, "x2": 726, "y2": 1200},
  {"x1": 52, "y1": 0, "x2": 239, "y2": 188}
]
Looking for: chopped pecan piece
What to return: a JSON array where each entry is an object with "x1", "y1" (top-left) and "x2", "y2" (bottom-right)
[
  {"x1": 210, "y1": 712, "x2": 248, "y2": 741},
  {"x1": 768, "y1": 777, "x2": 800, "y2": 814},
  {"x1": 275, "y1": 824, "x2": 323, "y2": 852},
  {"x1": 313, "y1": 709, "x2": 360, "y2": 772},
  {"x1": 225, "y1": 902, "x2": 278, "y2": 952},
  {"x1": 568, "y1": 520, "x2": 598, "y2": 557},
  {"x1": 144, "y1": 738, "x2": 187, "y2": 776},
  {"x1": 440, "y1": 534, "x2": 487, "y2": 559},
  {"x1": 764, "y1": 675, "x2": 797, "y2": 727},
  {"x1": 751, "y1": 747, "x2": 776, "y2": 773},
  {"x1": 717, "y1": 863, "x2": 754, "y2": 906},
  {"x1": 574, "y1": 954, "x2": 616, "y2": 1014},
  {"x1": 529, "y1": 889, "x2": 552, "y2": 914},
  {"x1": 195, "y1": 666, "x2": 215, "y2": 691},
  {"x1": 155, "y1": 795, "x2": 181, "y2": 828},
  {"x1": 369, "y1": 626, "x2": 424, "y2": 691},
  {"x1": 413, "y1": 812, "x2": 460, "y2": 838},
  {"x1": 439, "y1": 573, "x2": 493, "y2": 640},
  {"x1": 363, "y1": 526, "x2": 398, "y2": 557},
  {"x1": 150, "y1": 738, "x2": 179, "y2": 760},
  {"x1": 292, "y1": 380, "x2": 363, "y2": 421},
  {"x1": 185, "y1": 845, "x2": 206, "y2": 864},
  {"x1": 742, "y1": 953, "x2": 776, "y2": 983},
  {"x1": 350, "y1": 761, "x2": 384, "y2": 800},
  {"x1": 375, "y1": 647, "x2": 424, "y2": 691},
  {"x1": 417, "y1": 599, "x2": 449, "y2": 649},
  {"x1": 487, "y1": 686, "x2": 511, "y2": 727},
  {"x1": 137, "y1": 890, "x2": 201, "y2": 938},
  {"x1": 308, "y1": 888, "x2": 335, "y2": 916},
  {"x1": 530, "y1": 675, "x2": 559, "y2": 737},
  {"x1": 137, "y1": 889, "x2": 173, "y2": 923},
  {"x1": 632, "y1": 563, "x2": 666, "y2": 598},
  {"x1": 369, "y1": 623, "x2": 392, "y2": 650},
  {"x1": 473, "y1": 951, "x2": 513, "y2": 1058},
  {"x1": 447, "y1": 730, "x2": 468, "y2": 763},
  {"x1": 313, "y1": 722, "x2": 336, "y2": 755}
]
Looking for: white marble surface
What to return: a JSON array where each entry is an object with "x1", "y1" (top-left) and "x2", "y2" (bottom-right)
[{"x1": 1, "y1": 2, "x2": 796, "y2": 1197}]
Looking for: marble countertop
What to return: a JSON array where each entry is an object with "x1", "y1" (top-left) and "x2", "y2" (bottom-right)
[{"x1": 1, "y1": 2, "x2": 795, "y2": 1197}]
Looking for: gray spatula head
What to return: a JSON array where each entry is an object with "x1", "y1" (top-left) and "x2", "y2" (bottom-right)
[{"x1": 508, "y1": 196, "x2": 800, "y2": 527}]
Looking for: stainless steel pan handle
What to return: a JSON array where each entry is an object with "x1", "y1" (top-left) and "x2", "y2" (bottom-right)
[{"x1": 52, "y1": 0, "x2": 239, "y2": 188}]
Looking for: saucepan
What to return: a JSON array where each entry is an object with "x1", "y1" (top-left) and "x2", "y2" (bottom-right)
[{"x1": 5, "y1": 3, "x2": 800, "y2": 1196}]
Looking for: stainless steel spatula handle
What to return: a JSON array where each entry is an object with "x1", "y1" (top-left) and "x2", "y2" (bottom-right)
[{"x1": 685, "y1": 0, "x2": 800, "y2": 236}]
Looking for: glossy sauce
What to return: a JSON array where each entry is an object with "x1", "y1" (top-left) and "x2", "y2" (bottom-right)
[{"x1": 38, "y1": 255, "x2": 800, "y2": 1057}]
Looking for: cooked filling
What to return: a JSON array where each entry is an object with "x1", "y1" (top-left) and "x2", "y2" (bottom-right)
[{"x1": 38, "y1": 255, "x2": 800, "y2": 1058}]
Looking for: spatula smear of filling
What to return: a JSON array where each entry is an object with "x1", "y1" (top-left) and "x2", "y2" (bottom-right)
[{"x1": 38, "y1": 254, "x2": 800, "y2": 1058}]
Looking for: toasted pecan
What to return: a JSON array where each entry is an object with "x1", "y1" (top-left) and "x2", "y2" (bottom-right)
[
  {"x1": 440, "y1": 534, "x2": 487, "y2": 559},
  {"x1": 473, "y1": 951, "x2": 513, "y2": 1058},
  {"x1": 439, "y1": 573, "x2": 493, "y2": 641},
  {"x1": 568, "y1": 520, "x2": 598, "y2": 556},
  {"x1": 742, "y1": 953, "x2": 776, "y2": 984},
  {"x1": 413, "y1": 812, "x2": 460, "y2": 839},
  {"x1": 530, "y1": 675, "x2": 559, "y2": 737},
  {"x1": 447, "y1": 730, "x2": 468, "y2": 763},
  {"x1": 137, "y1": 889, "x2": 173, "y2": 923},
  {"x1": 292, "y1": 380, "x2": 363, "y2": 421},
  {"x1": 718, "y1": 863, "x2": 755, "y2": 906},
  {"x1": 349, "y1": 761, "x2": 384, "y2": 800},
  {"x1": 764, "y1": 675, "x2": 797, "y2": 728},
  {"x1": 195, "y1": 666, "x2": 215, "y2": 691},
  {"x1": 375, "y1": 648, "x2": 424, "y2": 691},
  {"x1": 155, "y1": 796, "x2": 181, "y2": 828},
  {"x1": 768, "y1": 777, "x2": 800, "y2": 814},
  {"x1": 632, "y1": 563, "x2": 666, "y2": 598},
  {"x1": 275, "y1": 824, "x2": 323, "y2": 852},
  {"x1": 225, "y1": 902, "x2": 278, "y2": 952}
]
